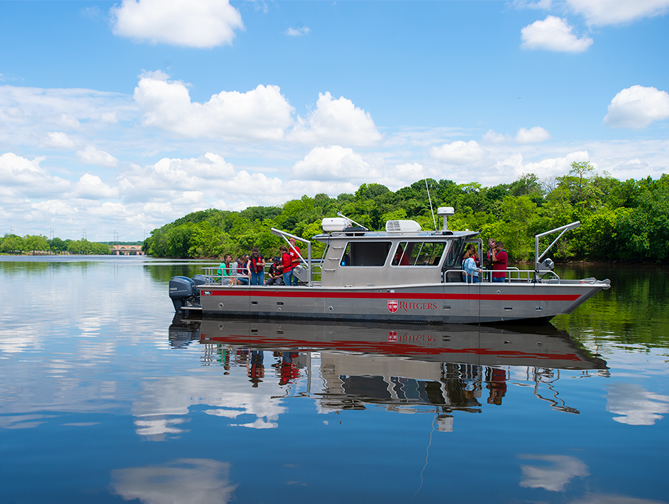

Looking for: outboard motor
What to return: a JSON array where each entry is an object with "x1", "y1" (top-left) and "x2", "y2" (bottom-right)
[
  {"x1": 169, "y1": 276, "x2": 200, "y2": 312},
  {"x1": 192, "y1": 274, "x2": 208, "y2": 287}
]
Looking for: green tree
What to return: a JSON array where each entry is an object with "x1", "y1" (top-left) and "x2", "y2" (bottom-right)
[
  {"x1": 24, "y1": 235, "x2": 49, "y2": 253},
  {"x1": 1, "y1": 234, "x2": 25, "y2": 253},
  {"x1": 499, "y1": 196, "x2": 538, "y2": 261}
]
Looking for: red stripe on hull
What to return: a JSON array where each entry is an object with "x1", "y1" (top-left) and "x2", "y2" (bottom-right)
[{"x1": 201, "y1": 289, "x2": 580, "y2": 302}]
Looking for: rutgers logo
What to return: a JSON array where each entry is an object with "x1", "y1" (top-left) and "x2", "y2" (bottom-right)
[{"x1": 388, "y1": 300, "x2": 398, "y2": 313}]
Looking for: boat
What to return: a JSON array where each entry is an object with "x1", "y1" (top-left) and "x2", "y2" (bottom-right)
[{"x1": 168, "y1": 209, "x2": 611, "y2": 324}]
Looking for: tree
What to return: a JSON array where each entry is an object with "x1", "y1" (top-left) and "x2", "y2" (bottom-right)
[
  {"x1": 1, "y1": 234, "x2": 25, "y2": 254},
  {"x1": 500, "y1": 196, "x2": 538, "y2": 261},
  {"x1": 568, "y1": 161, "x2": 595, "y2": 212},
  {"x1": 24, "y1": 235, "x2": 49, "y2": 253}
]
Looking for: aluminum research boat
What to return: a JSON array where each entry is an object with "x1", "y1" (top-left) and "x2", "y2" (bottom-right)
[{"x1": 169, "y1": 209, "x2": 610, "y2": 324}]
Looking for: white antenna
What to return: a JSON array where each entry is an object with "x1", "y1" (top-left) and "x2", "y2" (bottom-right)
[
  {"x1": 336, "y1": 212, "x2": 368, "y2": 231},
  {"x1": 425, "y1": 179, "x2": 437, "y2": 232}
]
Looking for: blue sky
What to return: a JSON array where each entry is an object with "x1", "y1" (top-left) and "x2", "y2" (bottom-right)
[{"x1": 1, "y1": 0, "x2": 668, "y2": 241}]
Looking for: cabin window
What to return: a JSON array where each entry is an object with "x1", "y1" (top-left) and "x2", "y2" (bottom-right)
[
  {"x1": 341, "y1": 241, "x2": 392, "y2": 267},
  {"x1": 443, "y1": 238, "x2": 464, "y2": 268},
  {"x1": 392, "y1": 242, "x2": 446, "y2": 267}
]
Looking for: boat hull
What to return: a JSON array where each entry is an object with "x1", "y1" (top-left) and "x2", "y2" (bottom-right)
[{"x1": 197, "y1": 280, "x2": 608, "y2": 324}]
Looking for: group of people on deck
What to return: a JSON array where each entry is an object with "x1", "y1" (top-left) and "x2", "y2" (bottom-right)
[
  {"x1": 461, "y1": 238, "x2": 508, "y2": 283},
  {"x1": 217, "y1": 239, "x2": 302, "y2": 286}
]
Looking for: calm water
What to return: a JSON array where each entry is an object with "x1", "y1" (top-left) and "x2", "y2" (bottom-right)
[{"x1": 1, "y1": 256, "x2": 668, "y2": 504}]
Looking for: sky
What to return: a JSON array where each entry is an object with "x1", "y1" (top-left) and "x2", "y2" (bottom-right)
[{"x1": 1, "y1": 0, "x2": 668, "y2": 242}]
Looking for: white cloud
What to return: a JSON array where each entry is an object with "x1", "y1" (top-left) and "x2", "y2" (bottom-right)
[
  {"x1": 286, "y1": 27, "x2": 311, "y2": 36},
  {"x1": 604, "y1": 85, "x2": 669, "y2": 129},
  {"x1": 566, "y1": 0, "x2": 669, "y2": 25},
  {"x1": 85, "y1": 201, "x2": 133, "y2": 218},
  {"x1": 492, "y1": 150, "x2": 591, "y2": 181},
  {"x1": 482, "y1": 129, "x2": 511, "y2": 144},
  {"x1": 0, "y1": 152, "x2": 70, "y2": 198},
  {"x1": 513, "y1": 0, "x2": 554, "y2": 8},
  {"x1": 521, "y1": 16, "x2": 593, "y2": 52},
  {"x1": 100, "y1": 112, "x2": 118, "y2": 123},
  {"x1": 606, "y1": 383, "x2": 669, "y2": 425},
  {"x1": 292, "y1": 145, "x2": 372, "y2": 181},
  {"x1": 143, "y1": 201, "x2": 173, "y2": 215},
  {"x1": 519, "y1": 454, "x2": 590, "y2": 492},
  {"x1": 32, "y1": 199, "x2": 78, "y2": 216},
  {"x1": 76, "y1": 146, "x2": 119, "y2": 167},
  {"x1": 289, "y1": 92, "x2": 382, "y2": 146},
  {"x1": 57, "y1": 114, "x2": 81, "y2": 130},
  {"x1": 44, "y1": 132, "x2": 75, "y2": 149},
  {"x1": 0, "y1": 84, "x2": 135, "y2": 148},
  {"x1": 516, "y1": 126, "x2": 552, "y2": 143},
  {"x1": 110, "y1": 0, "x2": 244, "y2": 48},
  {"x1": 430, "y1": 140, "x2": 487, "y2": 165},
  {"x1": 71, "y1": 173, "x2": 119, "y2": 199},
  {"x1": 118, "y1": 153, "x2": 285, "y2": 209},
  {"x1": 134, "y1": 74, "x2": 294, "y2": 141},
  {"x1": 395, "y1": 163, "x2": 426, "y2": 183}
]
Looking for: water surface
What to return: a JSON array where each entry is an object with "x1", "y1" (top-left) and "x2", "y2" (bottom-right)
[{"x1": 1, "y1": 257, "x2": 668, "y2": 503}]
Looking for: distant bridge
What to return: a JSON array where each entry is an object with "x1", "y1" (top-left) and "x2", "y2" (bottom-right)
[{"x1": 112, "y1": 245, "x2": 145, "y2": 255}]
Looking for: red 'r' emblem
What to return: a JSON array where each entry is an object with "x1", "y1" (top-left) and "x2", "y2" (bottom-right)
[{"x1": 388, "y1": 300, "x2": 398, "y2": 313}]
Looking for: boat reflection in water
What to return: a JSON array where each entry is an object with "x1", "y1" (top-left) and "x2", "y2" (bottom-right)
[{"x1": 169, "y1": 316, "x2": 607, "y2": 431}]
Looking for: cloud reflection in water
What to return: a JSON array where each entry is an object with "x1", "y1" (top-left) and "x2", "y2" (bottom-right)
[
  {"x1": 606, "y1": 383, "x2": 669, "y2": 426},
  {"x1": 518, "y1": 454, "x2": 589, "y2": 492},
  {"x1": 111, "y1": 458, "x2": 237, "y2": 504}
]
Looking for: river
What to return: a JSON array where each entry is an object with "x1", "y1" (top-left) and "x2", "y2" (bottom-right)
[{"x1": 1, "y1": 256, "x2": 668, "y2": 503}]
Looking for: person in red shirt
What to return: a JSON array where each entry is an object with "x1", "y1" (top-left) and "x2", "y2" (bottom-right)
[
  {"x1": 288, "y1": 238, "x2": 301, "y2": 286},
  {"x1": 491, "y1": 241, "x2": 508, "y2": 282},
  {"x1": 280, "y1": 245, "x2": 292, "y2": 286}
]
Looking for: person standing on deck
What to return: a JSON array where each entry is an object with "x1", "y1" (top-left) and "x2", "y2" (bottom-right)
[
  {"x1": 249, "y1": 246, "x2": 265, "y2": 286},
  {"x1": 463, "y1": 248, "x2": 482, "y2": 283},
  {"x1": 484, "y1": 238, "x2": 496, "y2": 280},
  {"x1": 491, "y1": 241, "x2": 507, "y2": 283},
  {"x1": 280, "y1": 245, "x2": 293, "y2": 286},
  {"x1": 288, "y1": 238, "x2": 301, "y2": 286}
]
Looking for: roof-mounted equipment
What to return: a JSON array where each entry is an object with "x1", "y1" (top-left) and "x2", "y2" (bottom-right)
[
  {"x1": 437, "y1": 207, "x2": 455, "y2": 232},
  {"x1": 386, "y1": 220, "x2": 422, "y2": 233}
]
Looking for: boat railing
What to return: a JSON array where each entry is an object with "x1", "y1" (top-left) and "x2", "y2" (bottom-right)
[
  {"x1": 444, "y1": 267, "x2": 561, "y2": 283},
  {"x1": 199, "y1": 259, "x2": 324, "y2": 286}
]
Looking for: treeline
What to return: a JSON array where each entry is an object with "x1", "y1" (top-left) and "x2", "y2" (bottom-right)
[
  {"x1": 0, "y1": 235, "x2": 112, "y2": 255},
  {"x1": 143, "y1": 162, "x2": 669, "y2": 263}
]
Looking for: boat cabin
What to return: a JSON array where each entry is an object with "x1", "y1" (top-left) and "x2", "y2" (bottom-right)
[{"x1": 313, "y1": 218, "x2": 480, "y2": 287}]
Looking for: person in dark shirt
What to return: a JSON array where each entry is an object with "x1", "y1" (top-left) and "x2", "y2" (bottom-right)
[
  {"x1": 266, "y1": 257, "x2": 283, "y2": 285},
  {"x1": 249, "y1": 246, "x2": 265, "y2": 285}
]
